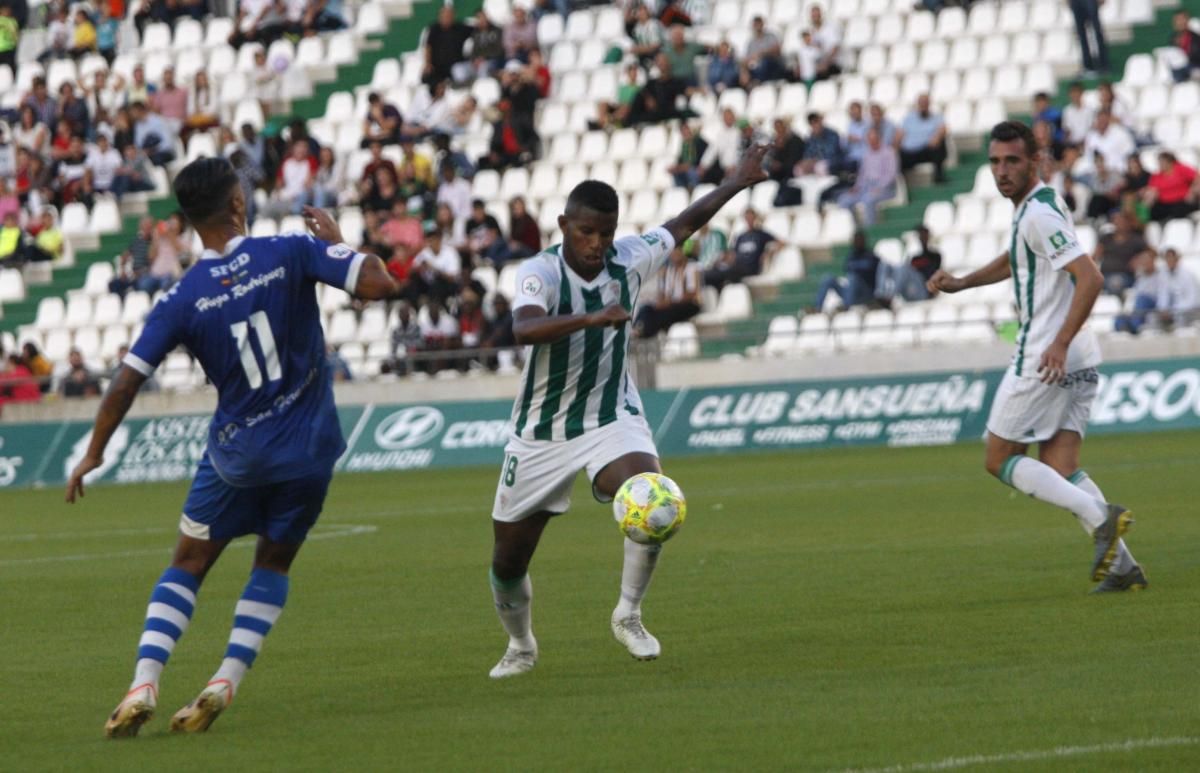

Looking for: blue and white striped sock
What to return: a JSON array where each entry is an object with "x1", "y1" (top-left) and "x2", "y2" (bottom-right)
[
  {"x1": 211, "y1": 568, "x2": 289, "y2": 693},
  {"x1": 131, "y1": 566, "x2": 200, "y2": 691}
]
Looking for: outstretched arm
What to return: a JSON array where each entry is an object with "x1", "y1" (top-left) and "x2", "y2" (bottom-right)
[
  {"x1": 662, "y1": 144, "x2": 769, "y2": 248},
  {"x1": 65, "y1": 365, "x2": 147, "y2": 503},
  {"x1": 926, "y1": 252, "x2": 1011, "y2": 295}
]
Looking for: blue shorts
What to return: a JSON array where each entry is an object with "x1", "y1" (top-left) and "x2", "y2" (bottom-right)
[{"x1": 179, "y1": 454, "x2": 333, "y2": 544}]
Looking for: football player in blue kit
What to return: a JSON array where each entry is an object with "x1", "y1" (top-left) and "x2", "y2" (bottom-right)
[{"x1": 65, "y1": 157, "x2": 403, "y2": 737}]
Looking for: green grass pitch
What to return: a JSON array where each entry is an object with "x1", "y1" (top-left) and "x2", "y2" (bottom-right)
[{"x1": 2, "y1": 430, "x2": 1198, "y2": 772}]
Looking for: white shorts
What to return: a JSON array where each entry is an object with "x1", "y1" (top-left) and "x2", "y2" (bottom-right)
[
  {"x1": 986, "y1": 367, "x2": 1099, "y2": 444},
  {"x1": 491, "y1": 413, "x2": 659, "y2": 522}
]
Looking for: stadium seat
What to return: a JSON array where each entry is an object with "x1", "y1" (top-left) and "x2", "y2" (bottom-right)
[
  {"x1": 203, "y1": 16, "x2": 235, "y2": 48},
  {"x1": 764, "y1": 316, "x2": 798, "y2": 357},
  {"x1": 121, "y1": 292, "x2": 152, "y2": 326},
  {"x1": 92, "y1": 294, "x2": 122, "y2": 327},
  {"x1": 327, "y1": 31, "x2": 358, "y2": 66},
  {"x1": 0, "y1": 268, "x2": 25, "y2": 303},
  {"x1": 356, "y1": 2, "x2": 387, "y2": 36},
  {"x1": 90, "y1": 198, "x2": 122, "y2": 234},
  {"x1": 141, "y1": 23, "x2": 172, "y2": 53},
  {"x1": 44, "y1": 328, "x2": 72, "y2": 362},
  {"x1": 662, "y1": 322, "x2": 700, "y2": 361},
  {"x1": 563, "y1": 11, "x2": 593, "y2": 42},
  {"x1": 100, "y1": 325, "x2": 129, "y2": 361},
  {"x1": 717, "y1": 284, "x2": 753, "y2": 322},
  {"x1": 173, "y1": 18, "x2": 204, "y2": 49},
  {"x1": 537, "y1": 12, "x2": 565, "y2": 47}
]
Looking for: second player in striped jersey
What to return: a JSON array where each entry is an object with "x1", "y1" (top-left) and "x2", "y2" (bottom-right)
[
  {"x1": 487, "y1": 144, "x2": 771, "y2": 678},
  {"x1": 926, "y1": 121, "x2": 1144, "y2": 593}
]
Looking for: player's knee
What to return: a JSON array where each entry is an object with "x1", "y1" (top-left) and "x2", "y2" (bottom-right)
[{"x1": 984, "y1": 455, "x2": 1006, "y2": 478}]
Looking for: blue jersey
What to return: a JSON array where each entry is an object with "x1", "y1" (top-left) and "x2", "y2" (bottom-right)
[{"x1": 126, "y1": 234, "x2": 367, "y2": 487}]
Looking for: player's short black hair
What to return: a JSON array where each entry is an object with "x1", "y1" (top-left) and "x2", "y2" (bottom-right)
[
  {"x1": 566, "y1": 180, "x2": 619, "y2": 217},
  {"x1": 174, "y1": 156, "x2": 240, "y2": 228},
  {"x1": 989, "y1": 120, "x2": 1037, "y2": 158}
]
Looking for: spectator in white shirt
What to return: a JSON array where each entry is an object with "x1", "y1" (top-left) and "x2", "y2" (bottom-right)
[
  {"x1": 85, "y1": 134, "x2": 122, "y2": 194},
  {"x1": 698, "y1": 108, "x2": 742, "y2": 185},
  {"x1": 416, "y1": 299, "x2": 461, "y2": 375},
  {"x1": 275, "y1": 140, "x2": 316, "y2": 215},
  {"x1": 1061, "y1": 81, "x2": 1093, "y2": 147},
  {"x1": 412, "y1": 223, "x2": 462, "y2": 304},
  {"x1": 404, "y1": 80, "x2": 454, "y2": 139},
  {"x1": 435, "y1": 163, "x2": 473, "y2": 227},
  {"x1": 809, "y1": 4, "x2": 842, "y2": 80},
  {"x1": 1083, "y1": 110, "x2": 1135, "y2": 174},
  {"x1": 794, "y1": 30, "x2": 823, "y2": 84},
  {"x1": 635, "y1": 245, "x2": 703, "y2": 338},
  {"x1": 1159, "y1": 248, "x2": 1199, "y2": 322}
]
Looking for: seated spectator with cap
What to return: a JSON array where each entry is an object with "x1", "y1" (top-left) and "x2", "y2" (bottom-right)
[{"x1": 1092, "y1": 211, "x2": 1153, "y2": 295}]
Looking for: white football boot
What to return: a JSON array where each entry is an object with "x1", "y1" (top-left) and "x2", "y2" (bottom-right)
[
  {"x1": 611, "y1": 612, "x2": 661, "y2": 660},
  {"x1": 489, "y1": 639, "x2": 538, "y2": 679}
]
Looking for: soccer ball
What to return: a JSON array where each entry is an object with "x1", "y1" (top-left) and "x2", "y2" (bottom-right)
[{"x1": 612, "y1": 473, "x2": 687, "y2": 545}]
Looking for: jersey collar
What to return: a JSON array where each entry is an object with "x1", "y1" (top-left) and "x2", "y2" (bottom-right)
[
  {"x1": 199, "y1": 235, "x2": 247, "y2": 261},
  {"x1": 1015, "y1": 181, "x2": 1046, "y2": 209}
]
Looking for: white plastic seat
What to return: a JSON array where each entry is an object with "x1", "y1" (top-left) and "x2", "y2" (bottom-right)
[
  {"x1": 500, "y1": 168, "x2": 531, "y2": 202},
  {"x1": 327, "y1": 31, "x2": 357, "y2": 66},
  {"x1": 173, "y1": 17, "x2": 204, "y2": 49},
  {"x1": 44, "y1": 328, "x2": 72, "y2": 362},
  {"x1": 662, "y1": 322, "x2": 699, "y2": 361},
  {"x1": 563, "y1": 11, "x2": 593, "y2": 42},
  {"x1": 100, "y1": 325, "x2": 130, "y2": 361},
  {"x1": 35, "y1": 296, "x2": 66, "y2": 332},
  {"x1": 92, "y1": 294, "x2": 122, "y2": 327},
  {"x1": 121, "y1": 292, "x2": 152, "y2": 326},
  {"x1": 90, "y1": 198, "x2": 122, "y2": 234},
  {"x1": 82, "y1": 263, "x2": 116, "y2": 297},
  {"x1": 141, "y1": 22, "x2": 172, "y2": 52},
  {"x1": 577, "y1": 131, "x2": 609, "y2": 164},
  {"x1": 763, "y1": 315, "x2": 798, "y2": 356},
  {"x1": 356, "y1": 2, "x2": 387, "y2": 36},
  {"x1": 60, "y1": 203, "x2": 91, "y2": 238},
  {"x1": 0, "y1": 268, "x2": 24, "y2": 303},
  {"x1": 204, "y1": 16, "x2": 235, "y2": 48},
  {"x1": 717, "y1": 284, "x2": 753, "y2": 321}
]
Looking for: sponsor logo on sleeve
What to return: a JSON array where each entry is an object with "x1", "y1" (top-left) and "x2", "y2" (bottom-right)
[
  {"x1": 327, "y1": 244, "x2": 354, "y2": 260},
  {"x1": 521, "y1": 275, "x2": 543, "y2": 296},
  {"x1": 1049, "y1": 231, "x2": 1067, "y2": 249}
]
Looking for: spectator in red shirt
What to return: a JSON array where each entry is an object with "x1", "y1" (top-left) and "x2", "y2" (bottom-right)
[
  {"x1": 507, "y1": 196, "x2": 541, "y2": 255},
  {"x1": 1142, "y1": 151, "x2": 1199, "y2": 222},
  {"x1": 527, "y1": 49, "x2": 551, "y2": 99},
  {"x1": 1, "y1": 353, "x2": 43, "y2": 404}
]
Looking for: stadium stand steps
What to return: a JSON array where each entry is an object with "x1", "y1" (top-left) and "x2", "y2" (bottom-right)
[
  {"x1": 0, "y1": 0, "x2": 473, "y2": 334},
  {"x1": 697, "y1": 0, "x2": 1181, "y2": 360}
]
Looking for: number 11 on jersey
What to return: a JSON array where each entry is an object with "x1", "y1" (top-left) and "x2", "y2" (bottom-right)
[{"x1": 230, "y1": 311, "x2": 282, "y2": 389}]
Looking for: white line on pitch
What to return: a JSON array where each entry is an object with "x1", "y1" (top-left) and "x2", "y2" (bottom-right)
[
  {"x1": 837, "y1": 736, "x2": 1200, "y2": 773},
  {"x1": 0, "y1": 524, "x2": 377, "y2": 567}
]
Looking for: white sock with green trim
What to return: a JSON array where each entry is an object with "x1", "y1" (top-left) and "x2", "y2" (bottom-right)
[
  {"x1": 614, "y1": 539, "x2": 661, "y2": 619},
  {"x1": 1069, "y1": 470, "x2": 1136, "y2": 574},
  {"x1": 490, "y1": 571, "x2": 535, "y2": 651},
  {"x1": 1003, "y1": 456, "x2": 1107, "y2": 532}
]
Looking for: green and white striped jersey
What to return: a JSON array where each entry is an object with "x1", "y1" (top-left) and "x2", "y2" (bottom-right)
[
  {"x1": 509, "y1": 227, "x2": 675, "y2": 442},
  {"x1": 1007, "y1": 182, "x2": 1101, "y2": 378}
]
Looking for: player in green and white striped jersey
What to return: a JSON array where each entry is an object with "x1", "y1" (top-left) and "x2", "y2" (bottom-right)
[
  {"x1": 928, "y1": 121, "x2": 1145, "y2": 593},
  {"x1": 487, "y1": 145, "x2": 771, "y2": 678}
]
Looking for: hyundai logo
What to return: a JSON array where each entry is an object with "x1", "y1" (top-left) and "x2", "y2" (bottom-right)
[{"x1": 374, "y1": 407, "x2": 445, "y2": 450}]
